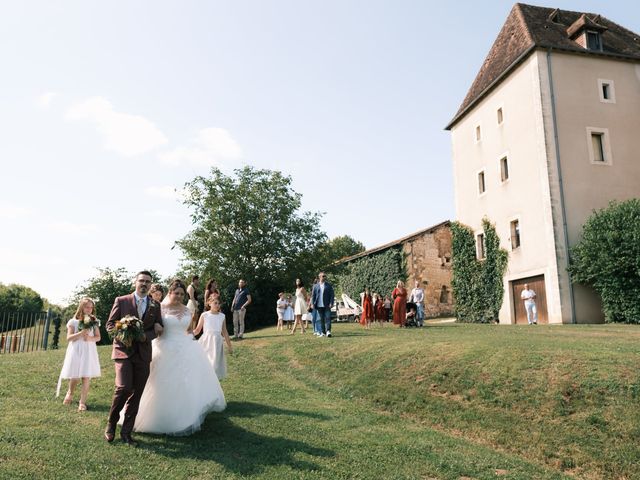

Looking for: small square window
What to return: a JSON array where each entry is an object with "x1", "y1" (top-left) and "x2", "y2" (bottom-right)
[
  {"x1": 510, "y1": 220, "x2": 521, "y2": 249},
  {"x1": 497, "y1": 108, "x2": 503, "y2": 125},
  {"x1": 500, "y1": 157, "x2": 509, "y2": 182},
  {"x1": 478, "y1": 171, "x2": 486, "y2": 194},
  {"x1": 476, "y1": 233, "x2": 485, "y2": 259},
  {"x1": 475, "y1": 125, "x2": 481, "y2": 142},
  {"x1": 598, "y1": 79, "x2": 615, "y2": 103}
]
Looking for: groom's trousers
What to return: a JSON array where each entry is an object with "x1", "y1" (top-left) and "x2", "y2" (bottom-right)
[{"x1": 107, "y1": 353, "x2": 150, "y2": 434}]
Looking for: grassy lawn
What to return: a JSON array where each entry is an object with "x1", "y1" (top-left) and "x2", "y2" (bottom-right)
[{"x1": 1, "y1": 322, "x2": 639, "y2": 479}]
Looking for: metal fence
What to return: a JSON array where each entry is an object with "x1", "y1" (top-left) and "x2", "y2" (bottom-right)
[{"x1": 0, "y1": 309, "x2": 59, "y2": 354}]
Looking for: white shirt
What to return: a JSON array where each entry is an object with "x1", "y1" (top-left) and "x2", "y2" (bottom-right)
[
  {"x1": 521, "y1": 289, "x2": 536, "y2": 304},
  {"x1": 134, "y1": 292, "x2": 148, "y2": 318},
  {"x1": 410, "y1": 287, "x2": 424, "y2": 304},
  {"x1": 318, "y1": 282, "x2": 325, "y2": 307}
]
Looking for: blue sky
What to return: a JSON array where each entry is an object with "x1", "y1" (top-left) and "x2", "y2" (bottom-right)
[{"x1": 1, "y1": 1, "x2": 638, "y2": 305}]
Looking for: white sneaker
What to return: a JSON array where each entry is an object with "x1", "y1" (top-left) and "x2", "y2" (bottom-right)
[
  {"x1": 318, "y1": 333, "x2": 324, "y2": 337},
  {"x1": 326, "y1": 331, "x2": 332, "y2": 338}
]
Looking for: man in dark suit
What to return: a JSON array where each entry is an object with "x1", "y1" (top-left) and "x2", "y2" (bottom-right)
[
  {"x1": 311, "y1": 271, "x2": 335, "y2": 337},
  {"x1": 104, "y1": 270, "x2": 163, "y2": 446}
]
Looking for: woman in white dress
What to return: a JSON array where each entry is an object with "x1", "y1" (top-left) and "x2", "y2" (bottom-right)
[
  {"x1": 193, "y1": 296, "x2": 233, "y2": 379},
  {"x1": 291, "y1": 278, "x2": 307, "y2": 334},
  {"x1": 128, "y1": 279, "x2": 226, "y2": 436}
]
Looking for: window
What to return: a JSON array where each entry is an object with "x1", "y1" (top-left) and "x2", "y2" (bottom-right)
[
  {"x1": 439, "y1": 286, "x2": 449, "y2": 304},
  {"x1": 598, "y1": 79, "x2": 615, "y2": 103},
  {"x1": 591, "y1": 133, "x2": 605, "y2": 162},
  {"x1": 476, "y1": 233, "x2": 485, "y2": 259},
  {"x1": 497, "y1": 107, "x2": 503, "y2": 125},
  {"x1": 510, "y1": 220, "x2": 521, "y2": 249},
  {"x1": 500, "y1": 156, "x2": 509, "y2": 182},
  {"x1": 475, "y1": 125, "x2": 481, "y2": 142},
  {"x1": 586, "y1": 31, "x2": 602, "y2": 51},
  {"x1": 478, "y1": 171, "x2": 486, "y2": 194},
  {"x1": 586, "y1": 127, "x2": 612, "y2": 165}
]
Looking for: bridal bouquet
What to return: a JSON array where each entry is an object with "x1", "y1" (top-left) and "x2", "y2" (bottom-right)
[
  {"x1": 78, "y1": 314, "x2": 99, "y2": 331},
  {"x1": 110, "y1": 315, "x2": 145, "y2": 348}
]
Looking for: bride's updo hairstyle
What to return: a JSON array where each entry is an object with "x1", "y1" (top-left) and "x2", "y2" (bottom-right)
[{"x1": 168, "y1": 278, "x2": 187, "y2": 295}]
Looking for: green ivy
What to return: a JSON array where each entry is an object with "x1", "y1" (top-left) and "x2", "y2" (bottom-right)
[
  {"x1": 569, "y1": 199, "x2": 640, "y2": 324},
  {"x1": 335, "y1": 248, "x2": 405, "y2": 300},
  {"x1": 451, "y1": 218, "x2": 508, "y2": 323}
]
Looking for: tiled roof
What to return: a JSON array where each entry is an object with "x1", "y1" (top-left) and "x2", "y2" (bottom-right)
[
  {"x1": 446, "y1": 3, "x2": 640, "y2": 130},
  {"x1": 336, "y1": 220, "x2": 450, "y2": 265}
]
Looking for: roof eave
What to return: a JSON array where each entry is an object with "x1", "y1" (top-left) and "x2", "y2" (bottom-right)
[{"x1": 445, "y1": 44, "x2": 640, "y2": 131}]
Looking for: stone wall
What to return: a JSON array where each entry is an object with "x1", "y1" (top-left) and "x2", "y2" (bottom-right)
[{"x1": 402, "y1": 224, "x2": 454, "y2": 317}]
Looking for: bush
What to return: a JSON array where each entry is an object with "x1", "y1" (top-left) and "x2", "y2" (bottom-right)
[{"x1": 569, "y1": 199, "x2": 640, "y2": 323}]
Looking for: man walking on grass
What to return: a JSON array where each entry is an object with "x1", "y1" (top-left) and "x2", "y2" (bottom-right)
[
  {"x1": 311, "y1": 271, "x2": 335, "y2": 337},
  {"x1": 231, "y1": 279, "x2": 252, "y2": 339}
]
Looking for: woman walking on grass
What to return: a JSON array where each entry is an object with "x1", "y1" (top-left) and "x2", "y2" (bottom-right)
[{"x1": 291, "y1": 279, "x2": 307, "y2": 334}]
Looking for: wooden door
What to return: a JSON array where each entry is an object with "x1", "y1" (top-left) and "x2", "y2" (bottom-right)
[{"x1": 511, "y1": 275, "x2": 548, "y2": 324}]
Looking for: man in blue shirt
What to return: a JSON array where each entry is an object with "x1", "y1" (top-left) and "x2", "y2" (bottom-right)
[
  {"x1": 231, "y1": 279, "x2": 252, "y2": 339},
  {"x1": 311, "y1": 271, "x2": 335, "y2": 337}
]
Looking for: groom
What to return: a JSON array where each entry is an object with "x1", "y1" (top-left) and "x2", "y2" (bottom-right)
[{"x1": 104, "y1": 270, "x2": 163, "y2": 446}]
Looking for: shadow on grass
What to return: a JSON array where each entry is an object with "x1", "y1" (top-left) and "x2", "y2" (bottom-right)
[{"x1": 141, "y1": 401, "x2": 334, "y2": 476}]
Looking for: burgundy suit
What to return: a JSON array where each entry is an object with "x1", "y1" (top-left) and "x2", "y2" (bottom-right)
[{"x1": 106, "y1": 293, "x2": 162, "y2": 435}]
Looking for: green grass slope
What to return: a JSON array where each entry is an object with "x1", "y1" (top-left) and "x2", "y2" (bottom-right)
[{"x1": 1, "y1": 322, "x2": 638, "y2": 479}]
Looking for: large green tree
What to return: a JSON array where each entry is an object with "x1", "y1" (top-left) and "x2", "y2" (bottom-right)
[
  {"x1": 569, "y1": 199, "x2": 640, "y2": 323},
  {"x1": 177, "y1": 166, "x2": 326, "y2": 326},
  {"x1": 0, "y1": 283, "x2": 44, "y2": 313}
]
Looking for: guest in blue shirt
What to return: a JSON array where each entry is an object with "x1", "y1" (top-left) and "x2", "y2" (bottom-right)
[{"x1": 311, "y1": 271, "x2": 335, "y2": 337}]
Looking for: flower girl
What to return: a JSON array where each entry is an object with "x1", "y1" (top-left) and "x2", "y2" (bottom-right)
[
  {"x1": 193, "y1": 296, "x2": 233, "y2": 379},
  {"x1": 56, "y1": 297, "x2": 101, "y2": 411}
]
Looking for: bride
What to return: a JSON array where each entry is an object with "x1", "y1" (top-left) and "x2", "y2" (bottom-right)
[{"x1": 127, "y1": 278, "x2": 226, "y2": 435}]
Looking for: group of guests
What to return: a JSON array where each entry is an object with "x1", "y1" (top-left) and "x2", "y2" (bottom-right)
[
  {"x1": 360, "y1": 280, "x2": 426, "y2": 328},
  {"x1": 184, "y1": 275, "x2": 252, "y2": 340},
  {"x1": 275, "y1": 272, "x2": 335, "y2": 337},
  {"x1": 56, "y1": 271, "x2": 234, "y2": 445}
]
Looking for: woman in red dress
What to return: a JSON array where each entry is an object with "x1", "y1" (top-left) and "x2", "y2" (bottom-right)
[
  {"x1": 392, "y1": 281, "x2": 407, "y2": 327},
  {"x1": 360, "y1": 288, "x2": 374, "y2": 329},
  {"x1": 374, "y1": 293, "x2": 386, "y2": 327}
]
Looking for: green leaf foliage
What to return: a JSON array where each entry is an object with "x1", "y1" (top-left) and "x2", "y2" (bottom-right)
[
  {"x1": 177, "y1": 166, "x2": 327, "y2": 327},
  {"x1": 335, "y1": 248, "x2": 405, "y2": 300},
  {"x1": 569, "y1": 199, "x2": 640, "y2": 323},
  {"x1": 0, "y1": 283, "x2": 44, "y2": 313},
  {"x1": 451, "y1": 219, "x2": 508, "y2": 323}
]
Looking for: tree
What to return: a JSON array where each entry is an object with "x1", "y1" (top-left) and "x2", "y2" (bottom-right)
[
  {"x1": 0, "y1": 283, "x2": 44, "y2": 313},
  {"x1": 177, "y1": 166, "x2": 327, "y2": 327},
  {"x1": 70, "y1": 267, "x2": 160, "y2": 343},
  {"x1": 451, "y1": 218, "x2": 508, "y2": 323},
  {"x1": 569, "y1": 199, "x2": 640, "y2": 323}
]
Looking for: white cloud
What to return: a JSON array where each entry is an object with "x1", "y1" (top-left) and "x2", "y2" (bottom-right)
[
  {"x1": 47, "y1": 221, "x2": 100, "y2": 235},
  {"x1": 144, "y1": 185, "x2": 184, "y2": 201},
  {"x1": 36, "y1": 91, "x2": 58, "y2": 109},
  {"x1": 66, "y1": 96, "x2": 168, "y2": 156},
  {"x1": 0, "y1": 203, "x2": 33, "y2": 219},
  {"x1": 159, "y1": 127, "x2": 242, "y2": 167}
]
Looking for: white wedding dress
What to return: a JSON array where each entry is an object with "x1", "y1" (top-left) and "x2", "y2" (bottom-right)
[{"x1": 131, "y1": 305, "x2": 226, "y2": 436}]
